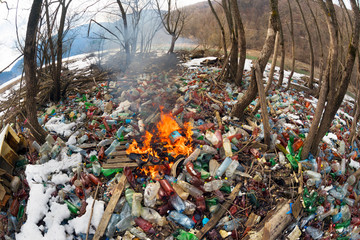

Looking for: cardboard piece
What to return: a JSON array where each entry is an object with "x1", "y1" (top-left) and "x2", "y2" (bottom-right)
[{"x1": 0, "y1": 124, "x2": 20, "y2": 173}]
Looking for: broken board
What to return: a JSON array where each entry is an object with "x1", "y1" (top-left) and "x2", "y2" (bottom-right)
[{"x1": 93, "y1": 174, "x2": 127, "y2": 240}]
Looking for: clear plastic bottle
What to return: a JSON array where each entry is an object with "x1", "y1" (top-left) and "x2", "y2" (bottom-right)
[
  {"x1": 304, "y1": 226, "x2": 323, "y2": 239},
  {"x1": 201, "y1": 145, "x2": 217, "y2": 155},
  {"x1": 225, "y1": 160, "x2": 239, "y2": 178},
  {"x1": 131, "y1": 193, "x2": 143, "y2": 217},
  {"x1": 167, "y1": 210, "x2": 195, "y2": 229},
  {"x1": 177, "y1": 180, "x2": 203, "y2": 198},
  {"x1": 106, "y1": 214, "x2": 121, "y2": 237},
  {"x1": 92, "y1": 161, "x2": 101, "y2": 176},
  {"x1": 105, "y1": 140, "x2": 120, "y2": 156},
  {"x1": 169, "y1": 194, "x2": 186, "y2": 213},
  {"x1": 223, "y1": 218, "x2": 241, "y2": 231},
  {"x1": 223, "y1": 138, "x2": 232, "y2": 157},
  {"x1": 184, "y1": 200, "x2": 197, "y2": 215},
  {"x1": 278, "y1": 152, "x2": 286, "y2": 165},
  {"x1": 144, "y1": 181, "x2": 160, "y2": 207},
  {"x1": 98, "y1": 139, "x2": 112, "y2": 147},
  {"x1": 78, "y1": 134, "x2": 88, "y2": 144},
  {"x1": 216, "y1": 157, "x2": 232, "y2": 177},
  {"x1": 204, "y1": 180, "x2": 223, "y2": 192},
  {"x1": 140, "y1": 207, "x2": 167, "y2": 226},
  {"x1": 115, "y1": 215, "x2": 134, "y2": 232},
  {"x1": 183, "y1": 148, "x2": 201, "y2": 165},
  {"x1": 318, "y1": 207, "x2": 337, "y2": 221}
]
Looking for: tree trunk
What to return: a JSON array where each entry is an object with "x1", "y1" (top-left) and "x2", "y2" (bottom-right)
[
  {"x1": 302, "y1": 0, "x2": 360, "y2": 158},
  {"x1": 231, "y1": 0, "x2": 279, "y2": 124},
  {"x1": 231, "y1": 0, "x2": 246, "y2": 86},
  {"x1": 349, "y1": 72, "x2": 360, "y2": 146},
  {"x1": 53, "y1": 1, "x2": 69, "y2": 102},
  {"x1": 24, "y1": 0, "x2": 47, "y2": 144},
  {"x1": 168, "y1": 33, "x2": 176, "y2": 54},
  {"x1": 208, "y1": 0, "x2": 227, "y2": 60},
  {"x1": 295, "y1": 0, "x2": 314, "y2": 89},
  {"x1": 265, "y1": 31, "x2": 279, "y2": 93},
  {"x1": 286, "y1": 0, "x2": 295, "y2": 90},
  {"x1": 277, "y1": 12, "x2": 285, "y2": 88},
  {"x1": 306, "y1": 0, "x2": 325, "y2": 95}
]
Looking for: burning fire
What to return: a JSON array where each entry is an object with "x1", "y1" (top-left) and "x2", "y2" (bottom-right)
[{"x1": 127, "y1": 109, "x2": 193, "y2": 164}]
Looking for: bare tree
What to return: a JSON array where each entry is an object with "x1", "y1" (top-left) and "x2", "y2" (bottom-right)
[
  {"x1": 295, "y1": 0, "x2": 315, "y2": 89},
  {"x1": 305, "y1": 0, "x2": 325, "y2": 96},
  {"x1": 155, "y1": 0, "x2": 186, "y2": 54},
  {"x1": 301, "y1": 0, "x2": 360, "y2": 158},
  {"x1": 265, "y1": 31, "x2": 279, "y2": 93},
  {"x1": 286, "y1": 0, "x2": 295, "y2": 90},
  {"x1": 231, "y1": 0, "x2": 280, "y2": 148},
  {"x1": 24, "y1": 0, "x2": 47, "y2": 143}
]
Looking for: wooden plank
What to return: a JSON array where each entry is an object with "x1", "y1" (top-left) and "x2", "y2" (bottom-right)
[
  {"x1": 93, "y1": 174, "x2": 127, "y2": 240},
  {"x1": 115, "y1": 145, "x2": 127, "y2": 151},
  {"x1": 110, "y1": 150, "x2": 128, "y2": 156},
  {"x1": 106, "y1": 156, "x2": 131, "y2": 164},
  {"x1": 102, "y1": 162, "x2": 156, "y2": 168},
  {"x1": 195, "y1": 183, "x2": 242, "y2": 239}
]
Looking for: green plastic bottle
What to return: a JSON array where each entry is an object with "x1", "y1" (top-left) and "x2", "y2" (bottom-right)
[
  {"x1": 125, "y1": 188, "x2": 135, "y2": 207},
  {"x1": 288, "y1": 140, "x2": 294, "y2": 156},
  {"x1": 175, "y1": 229, "x2": 199, "y2": 240},
  {"x1": 101, "y1": 168, "x2": 123, "y2": 177},
  {"x1": 335, "y1": 219, "x2": 351, "y2": 229},
  {"x1": 286, "y1": 154, "x2": 298, "y2": 170},
  {"x1": 64, "y1": 200, "x2": 80, "y2": 215}
]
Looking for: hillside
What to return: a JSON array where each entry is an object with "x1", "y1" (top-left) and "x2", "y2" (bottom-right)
[{"x1": 182, "y1": 0, "x2": 348, "y2": 76}]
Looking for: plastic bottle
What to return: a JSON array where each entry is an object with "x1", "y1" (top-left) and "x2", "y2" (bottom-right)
[
  {"x1": 278, "y1": 152, "x2": 286, "y2": 165},
  {"x1": 286, "y1": 154, "x2": 298, "y2": 170},
  {"x1": 125, "y1": 188, "x2": 135, "y2": 207},
  {"x1": 169, "y1": 194, "x2": 186, "y2": 213},
  {"x1": 159, "y1": 179, "x2": 175, "y2": 196},
  {"x1": 183, "y1": 148, "x2": 201, "y2": 165},
  {"x1": 144, "y1": 181, "x2": 160, "y2": 207},
  {"x1": 223, "y1": 138, "x2": 232, "y2": 157},
  {"x1": 215, "y1": 157, "x2": 232, "y2": 177},
  {"x1": 98, "y1": 138, "x2": 113, "y2": 147},
  {"x1": 105, "y1": 140, "x2": 120, "y2": 156},
  {"x1": 304, "y1": 226, "x2": 323, "y2": 239},
  {"x1": 201, "y1": 145, "x2": 217, "y2": 155},
  {"x1": 185, "y1": 162, "x2": 201, "y2": 179},
  {"x1": 64, "y1": 200, "x2": 80, "y2": 215},
  {"x1": 31, "y1": 141, "x2": 41, "y2": 152},
  {"x1": 339, "y1": 140, "x2": 346, "y2": 155},
  {"x1": 68, "y1": 144, "x2": 86, "y2": 156},
  {"x1": 317, "y1": 207, "x2": 337, "y2": 221},
  {"x1": 204, "y1": 180, "x2": 223, "y2": 192},
  {"x1": 225, "y1": 160, "x2": 239, "y2": 178},
  {"x1": 78, "y1": 134, "x2": 88, "y2": 144},
  {"x1": 300, "y1": 214, "x2": 316, "y2": 228},
  {"x1": 115, "y1": 215, "x2": 134, "y2": 232},
  {"x1": 106, "y1": 214, "x2": 121, "y2": 237},
  {"x1": 134, "y1": 217, "x2": 155, "y2": 234},
  {"x1": 177, "y1": 180, "x2": 203, "y2": 198},
  {"x1": 131, "y1": 193, "x2": 143, "y2": 217},
  {"x1": 195, "y1": 196, "x2": 206, "y2": 212},
  {"x1": 223, "y1": 218, "x2": 241, "y2": 231},
  {"x1": 92, "y1": 161, "x2": 101, "y2": 176},
  {"x1": 140, "y1": 207, "x2": 167, "y2": 226},
  {"x1": 173, "y1": 182, "x2": 189, "y2": 200},
  {"x1": 167, "y1": 210, "x2": 195, "y2": 229},
  {"x1": 184, "y1": 200, "x2": 197, "y2": 215}
]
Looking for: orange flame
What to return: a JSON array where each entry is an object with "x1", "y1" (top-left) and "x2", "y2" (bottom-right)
[{"x1": 127, "y1": 109, "x2": 193, "y2": 164}]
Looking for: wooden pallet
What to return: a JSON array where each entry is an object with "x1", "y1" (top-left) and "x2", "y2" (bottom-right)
[{"x1": 103, "y1": 141, "x2": 155, "y2": 169}]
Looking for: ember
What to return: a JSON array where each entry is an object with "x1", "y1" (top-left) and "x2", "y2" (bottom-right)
[{"x1": 127, "y1": 108, "x2": 193, "y2": 177}]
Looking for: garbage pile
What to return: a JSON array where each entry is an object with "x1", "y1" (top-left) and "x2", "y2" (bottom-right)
[{"x1": 0, "y1": 56, "x2": 359, "y2": 240}]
